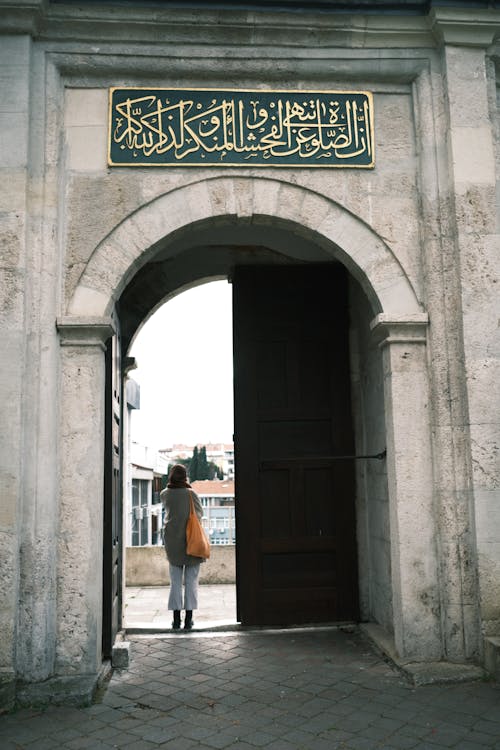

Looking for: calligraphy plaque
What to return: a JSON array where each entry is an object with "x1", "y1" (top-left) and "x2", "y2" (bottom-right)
[{"x1": 108, "y1": 88, "x2": 374, "y2": 168}]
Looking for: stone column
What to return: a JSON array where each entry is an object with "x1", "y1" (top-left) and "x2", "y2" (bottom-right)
[
  {"x1": 431, "y1": 12, "x2": 500, "y2": 652},
  {"x1": 56, "y1": 318, "x2": 115, "y2": 677},
  {"x1": 372, "y1": 314, "x2": 442, "y2": 661},
  {"x1": 0, "y1": 33, "x2": 32, "y2": 709}
]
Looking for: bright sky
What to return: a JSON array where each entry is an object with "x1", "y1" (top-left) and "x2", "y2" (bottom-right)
[{"x1": 129, "y1": 280, "x2": 234, "y2": 450}]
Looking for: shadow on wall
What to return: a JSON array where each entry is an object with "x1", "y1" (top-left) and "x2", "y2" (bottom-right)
[{"x1": 125, "y1": 545, "x2": 236, "y2": 586}]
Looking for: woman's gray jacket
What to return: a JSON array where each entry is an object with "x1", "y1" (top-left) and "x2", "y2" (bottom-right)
[{"x1": 160, "y1": 487, "x2": 205, "y2": 566}]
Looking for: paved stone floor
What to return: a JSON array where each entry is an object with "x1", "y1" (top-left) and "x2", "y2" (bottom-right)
[
  {"x1": 124, "y1": 585, "x2": 237, "y2": 630},
  {"x1": 2, "y1": 625, "x2": 500, "y2": 749}
]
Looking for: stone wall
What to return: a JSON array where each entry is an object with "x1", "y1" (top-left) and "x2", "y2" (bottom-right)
[
  {"x1": 2, "y1": 0, "x2": 500, "y2": 710},
  {"x1": 350, "y1": 279, "x2": 392, "y2": 633},
  {"x1": 125, "y1": 546, "x2": 236, "y2": 586}
]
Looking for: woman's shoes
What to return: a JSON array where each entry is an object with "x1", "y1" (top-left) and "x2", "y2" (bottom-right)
[
  {"x1": 172, "y1": 610, "x2": 181, "y2": 630},
  {"x1": 172, "y1": 610, "x2": 194, "y2": 630}
]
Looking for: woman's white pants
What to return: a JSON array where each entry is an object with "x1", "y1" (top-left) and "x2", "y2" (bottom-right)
[{"x1": 168, "y1": 563, "x2": 200, "y2": 611}]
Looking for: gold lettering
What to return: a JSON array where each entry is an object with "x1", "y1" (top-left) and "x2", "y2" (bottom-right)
[{"x1": 110, "y1": 89, "x2": 374, "y2": 167}]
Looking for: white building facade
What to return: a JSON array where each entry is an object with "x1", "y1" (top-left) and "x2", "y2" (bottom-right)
[
  {"x1": 191, "y1": 480, "x2": 236, "y2": 546},
  {"x1": 2, "y1": 0, "x2": 500, "y2": 709},
  {"x1": 128, "y1": 442, "x2": 168, "y2": 547}
]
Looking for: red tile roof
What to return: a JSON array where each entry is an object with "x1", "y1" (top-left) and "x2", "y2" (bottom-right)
[{"x1": 191, "y1": 480, "x2": 235, "y2": 495}]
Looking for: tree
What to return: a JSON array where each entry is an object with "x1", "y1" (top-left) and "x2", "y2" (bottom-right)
[
  {"x1": 189, "y1": 446, "x2": 199, "y2": 481},
  {"x1": 179, "y1": 446, "x2": 221, "y2": 481},
  {"x1": 198, "y1": 446, "x2": 209, "y2": 480},
  {"x1": 206, "y1": 460, "x2": 221, "y2": 480}
]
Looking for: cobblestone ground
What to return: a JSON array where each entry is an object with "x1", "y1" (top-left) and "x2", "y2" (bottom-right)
[{"x1": 1, "y1": 627, "x2": 500, "y2": 749}]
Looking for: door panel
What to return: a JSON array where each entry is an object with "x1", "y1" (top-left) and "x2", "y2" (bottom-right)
[
  {"x1": 233, "y1": 264, "x2": 358, "y2": 626},
  {"x1": 103, "y1": 314, "x2": 122, "y2": 658}
]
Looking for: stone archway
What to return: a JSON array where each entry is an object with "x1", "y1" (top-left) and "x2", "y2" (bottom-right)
[
  {"x1": 66, "y1": 176, "x2": 422, "y2": 320},
  {"x1": 57, "y1": 176, "x2": 439, "y2": 688}
]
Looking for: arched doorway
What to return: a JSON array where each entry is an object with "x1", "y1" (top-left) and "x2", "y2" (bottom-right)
[
  {"x1": 120, "y1": 256, "x2": 362, "y2": 632},
  {"x1": 108, "y1": 222, "x2": 399, "y2": 644},
  {"x1": 58, "y1": 177, "x2": 437, "y2": 679}
]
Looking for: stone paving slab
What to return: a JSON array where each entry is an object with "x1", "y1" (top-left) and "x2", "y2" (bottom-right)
[
  {"x1": 124, "y1": 585, "x2": 237, "y2": 631},
  {"x1": 1, "y1": 627, "x2": 499, "y2": 749}
]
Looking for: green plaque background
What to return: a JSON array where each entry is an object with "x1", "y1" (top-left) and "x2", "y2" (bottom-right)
[{"x1": 109, "y1": 88, "x2": 374, "y2": 168}]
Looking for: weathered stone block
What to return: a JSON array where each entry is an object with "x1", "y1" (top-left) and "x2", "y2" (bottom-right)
[
  {"x1": 484, "y1": 636, "x2": 500, "y2": 680},
  {"x1": 112, "y1": 641, "x2": 131, "y2": 670}
]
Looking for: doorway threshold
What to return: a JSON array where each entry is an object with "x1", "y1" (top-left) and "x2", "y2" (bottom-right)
[
  {"x1": 125, "y1": 621, "x2": 358, "y2": 637},
  {"x1": 125, "y1": 619, "x2": 240, "y2": 635}
]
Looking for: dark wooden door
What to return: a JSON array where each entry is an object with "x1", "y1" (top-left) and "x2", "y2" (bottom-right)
[
  {"x1": 233, "y1": 264, "x2": 358, "y2": 626},
  {"x1": 103, "y1": 313, "x2": 122, "y2": 658}
]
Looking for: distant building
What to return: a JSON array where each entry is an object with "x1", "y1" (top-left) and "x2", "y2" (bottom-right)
[
  {"x1": 191, "y1": 480, "x2": 235, "y2": 546},
  {"x1": 160, "y1": 442, "x2": 235, "y2": 480},
  {"x1": 203, "y1": 443, "x2": 235, "y2": 480},
  {"x1": 159, "y1": 443, "x2": 192, "y2": 461},
  {"x1": 128, "y1": 442, "x2": 169, "y2": 547}
]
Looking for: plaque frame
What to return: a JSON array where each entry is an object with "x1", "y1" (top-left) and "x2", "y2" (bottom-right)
[{"x1": 108, "y1": 87, "x2": 375, "y2": 169}]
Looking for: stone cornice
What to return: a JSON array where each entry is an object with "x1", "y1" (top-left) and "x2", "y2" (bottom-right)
[
  {"x1": 56, "y1": 317, "x2": 116, "y2": 350},
  {"x1": 2, "y1": 1, "x2": 500, "y2": 50},
  {"x1": 0, "y1": 1, "x2": 433, "y2": 47},
  {"x1": 430, "y1": 9, "x2": 500, "y2": 48},
  {"x1": 0, "y1": 0, "x2": 47, "y2": 34},
  {"x1": 370, "y1": 313, "x2": 429, "y2": 348}
]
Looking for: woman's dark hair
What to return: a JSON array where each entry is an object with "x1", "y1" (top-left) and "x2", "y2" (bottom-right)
[{"x1": 167, "y1": 463, "x2": 191, "y2": 489}]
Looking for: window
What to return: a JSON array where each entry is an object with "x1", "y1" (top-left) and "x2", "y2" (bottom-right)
[
  {"x1": 131, "y1": 479, "x2": 149, "y2": 546},
  {"x1": 152, "y1": 475, "x2": 163, "y2": 505}
]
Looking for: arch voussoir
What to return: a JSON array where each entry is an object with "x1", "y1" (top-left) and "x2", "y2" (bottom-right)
[
  {"x1": 248, "y1": 179, "x2": 282, "y2": 223},
  {"x1": 68, "y1": 176, "x2": 422, "y2": 320},
  {"x1": 297, "y1": 192, "x2": 333, "y2": 234},
  {"x1": 206, "y1": 176, "x2": 239, "y2": 219}
]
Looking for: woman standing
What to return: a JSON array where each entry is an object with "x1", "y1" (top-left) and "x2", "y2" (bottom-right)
[{"x1": 161, "y1": 464, "x2": 205, "y2": 630}]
